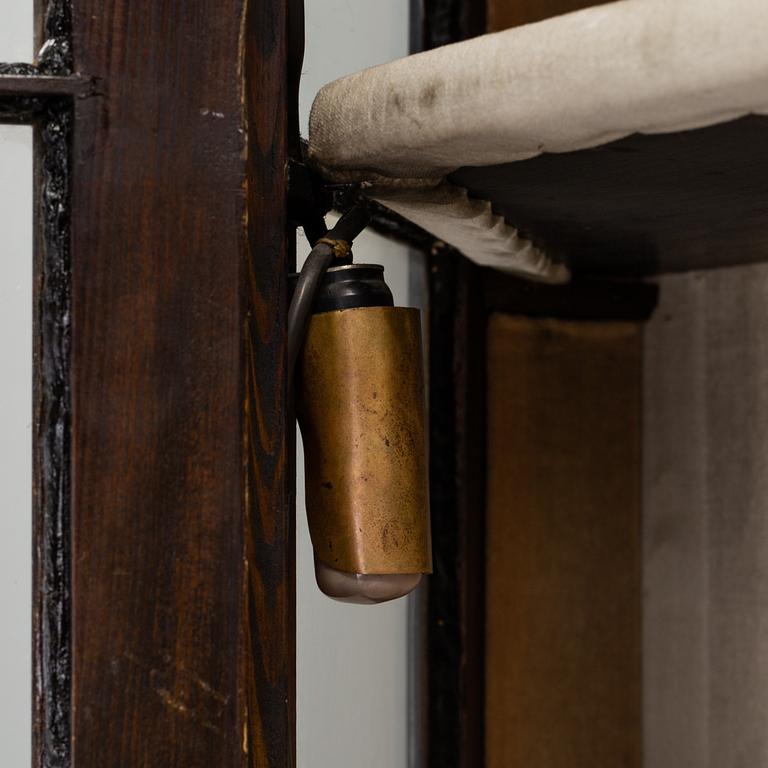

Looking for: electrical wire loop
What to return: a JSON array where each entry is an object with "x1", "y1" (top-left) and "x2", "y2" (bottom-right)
[
  {"x1": 287, "y1": 205, "x2": 372, "y2": 380},
  {"x1": 315, "y1": 237, "x2": 352, "y2": 260}
]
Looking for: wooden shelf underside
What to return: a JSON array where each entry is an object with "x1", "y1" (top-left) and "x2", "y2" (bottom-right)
[{"x1": 451, "y1": 115, "x2": 768, "y2": 277}]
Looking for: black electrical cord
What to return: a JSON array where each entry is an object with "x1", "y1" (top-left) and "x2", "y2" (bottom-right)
[
  {"x1": 287, "y1": 244, "x2": 334, "y2": 376},
  {"x1": 287, "y1": 205, "x2": 371, "y2": 377}
]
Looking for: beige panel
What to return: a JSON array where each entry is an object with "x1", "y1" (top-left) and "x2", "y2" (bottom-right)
[
  {"x1": 486, "y1": 315, "x2": 642, "y2": 768},
  {"x1": 642, "y1": 274, "x2": 709, "y2": 767},
  {"x1": 644, "y1": 264, "x2": 768, "y2": 767}
]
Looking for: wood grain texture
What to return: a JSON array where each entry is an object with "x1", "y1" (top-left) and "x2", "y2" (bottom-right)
[
  {"x1": 0, "y1": 74, "x2": 91, "y2": 98},
  {"x1": 68, "y1": 0, "x2": 291, "y2": 765},
  {"x1": 487, "y1": 0, "x2": 611, "y2": 31},
  {"x1": 451, "y1": 116, "x2": 768, "y2": 277},
  {"x1": 243, "y1": 0, "x2": 294, "y2": 763},
  {"x1": 485, "y1": 316, "x2": 641, "y2": 768},
  {"x1": 0, "y1": 74, "x2": 91, "y2": 126},
  {"x1": 481, "y1": 270, "x2": 658, "y2": 321}
]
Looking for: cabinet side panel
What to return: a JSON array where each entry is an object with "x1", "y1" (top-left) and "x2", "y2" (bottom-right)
[{"x1": 485, "y1": 315, "x2": 642, "y2": 768}]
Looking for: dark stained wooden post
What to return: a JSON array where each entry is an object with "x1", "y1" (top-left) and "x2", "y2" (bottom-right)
[{"x1": 68, "y1": 0, "x2": 292, "y2": 765}]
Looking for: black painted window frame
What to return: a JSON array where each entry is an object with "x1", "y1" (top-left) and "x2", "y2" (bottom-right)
[{"x1": 0, "y1": 2, "x2": 80, "y2": 764}]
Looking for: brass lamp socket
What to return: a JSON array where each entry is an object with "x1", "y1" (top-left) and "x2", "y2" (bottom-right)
[{"x1": 294, "y1": 263, "x2": 432, "y2": 604}]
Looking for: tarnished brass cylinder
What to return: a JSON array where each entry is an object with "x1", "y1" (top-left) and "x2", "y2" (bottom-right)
[{"x1": 295, "y1": 264, "x2": 432, "y2": 601}]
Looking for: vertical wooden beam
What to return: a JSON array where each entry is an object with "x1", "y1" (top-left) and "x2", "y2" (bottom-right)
[
  {"x1": 244, "y1": 0, "x2": 294, "y2": 763},
  {"x1": 426, "y1": 253, "x2": 487, "y2": 768},
  {"x1": 69, "y1": 0, "x2": 291, "y2": 765}
]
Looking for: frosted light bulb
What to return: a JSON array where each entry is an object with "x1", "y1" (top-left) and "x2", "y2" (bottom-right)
[{"x1": 314, "y1": 556, "x2": 422, "y2": 604}]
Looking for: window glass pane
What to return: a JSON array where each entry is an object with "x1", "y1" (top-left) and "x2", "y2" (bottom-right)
[
  {"x1": 0, "y1": 0, "x2": 34, "y2": 62},
  {"x1": 0, "y1": 125, "x2": 33, "y2": 766}
]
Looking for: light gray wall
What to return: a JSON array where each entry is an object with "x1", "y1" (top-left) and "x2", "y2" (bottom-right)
[
  {"x1": 296, "y1": 3, "x2": 413, "y2": 768},
  {"x1": 0, "y1": 3, "x2": 34, "y2": 755},
  {"x1": 0, "y1": 0, "x2": 33, "y2": 61},
  {"x1": 0, "y1": 126, "x2": 33, "y2": 768},
  {"x1": 1, "y1": 7, "x2": 34, "y2": 767},
  {"x1": 644, "y1": 264, "x2": 768, "y2": 767}
]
